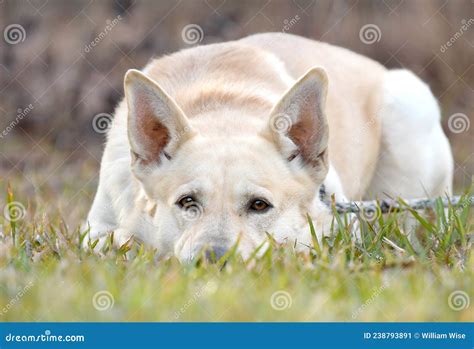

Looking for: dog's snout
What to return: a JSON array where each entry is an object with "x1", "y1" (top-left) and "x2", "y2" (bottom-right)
[{"x1": 204, "y1": 246, "x2": 228, "y2": 263}]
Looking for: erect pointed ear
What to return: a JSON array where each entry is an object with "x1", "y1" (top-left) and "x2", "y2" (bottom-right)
[
  {"x1": 124, "y1": 69, "x2": 195, "y2": 171},
  {"x1": 265, "y1": 67, "x2": 329, "y2": 179}
]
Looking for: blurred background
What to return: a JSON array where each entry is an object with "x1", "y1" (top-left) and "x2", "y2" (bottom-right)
[{"x1": 0, "y1": 0, "x2": 472, "y2": 225}]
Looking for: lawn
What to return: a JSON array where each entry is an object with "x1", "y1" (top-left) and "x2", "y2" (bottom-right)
[{"x1": 0, "y1": 145, "x2": 472, "y2": 322}]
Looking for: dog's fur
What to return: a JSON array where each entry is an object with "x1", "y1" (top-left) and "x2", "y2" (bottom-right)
[{"x1": 86, "y1": 33, "x2": 453, "y2": 261}]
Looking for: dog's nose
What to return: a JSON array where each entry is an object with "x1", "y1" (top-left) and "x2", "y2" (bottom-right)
[{"x1": 204, "y1": 246, "x2": 228, "y2": 263}]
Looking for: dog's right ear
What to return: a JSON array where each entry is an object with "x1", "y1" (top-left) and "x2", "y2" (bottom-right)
[{"x1": 124, "y1": 69, "x2": 195, "y2": 172}]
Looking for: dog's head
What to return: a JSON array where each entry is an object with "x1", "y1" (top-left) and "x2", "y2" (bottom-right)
[{"x1": 124, "y1": 67, "x2": 332, "y2": 262}]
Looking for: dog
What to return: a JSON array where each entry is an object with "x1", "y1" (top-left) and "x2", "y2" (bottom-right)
[{"x1": 85, "y1": 33, "x2": 453, "y2": 262}]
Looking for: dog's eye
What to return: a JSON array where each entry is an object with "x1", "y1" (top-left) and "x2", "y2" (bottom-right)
[
  {"x1": 249, "y1": 199, "x2": 272, "y2": 213},
  {"x1": 177, "y1": 195, "x2": 196, "y2": 208}
]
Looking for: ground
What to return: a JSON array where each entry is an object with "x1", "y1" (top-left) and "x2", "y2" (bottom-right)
[{"x1": 0, "y1": 142, "x2": 472, "y2": 322}]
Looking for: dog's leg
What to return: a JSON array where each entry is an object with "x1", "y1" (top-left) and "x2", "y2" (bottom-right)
[
  {"x1": 84, "y1": 180, "x2": 118, "y2": 250},
  {"x1": 322, "y1": 165, "x2": 361, "y2": 240},
  {"x1": 367, "y1": 69, "x2": 453, "y2": 240}
]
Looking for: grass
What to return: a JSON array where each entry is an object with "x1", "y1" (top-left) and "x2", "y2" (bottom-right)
[{"x1": 0, "y1": 147, "x2": 472, "y2": 322}]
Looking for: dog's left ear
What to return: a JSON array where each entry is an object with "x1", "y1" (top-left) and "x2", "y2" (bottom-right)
[{"x1": 265, "y1": 67, "x2": 329, "y2": 178}]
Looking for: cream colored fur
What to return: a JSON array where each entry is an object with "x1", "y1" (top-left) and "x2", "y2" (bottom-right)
[{"x1": 85, "y1": 33, "x2": 453, "y2": 261}]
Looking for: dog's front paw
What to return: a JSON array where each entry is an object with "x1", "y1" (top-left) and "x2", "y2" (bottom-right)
[{"x1": 82, "y1": 222, "x2": 132, "y2": 251}]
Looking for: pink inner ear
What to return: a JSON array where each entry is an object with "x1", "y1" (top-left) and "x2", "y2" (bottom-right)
[
  {"x1": 134, "y1": 95, "x2": 170, "y2": 164},
  {"x1": 287, "y1": 97, "x2": 322, "y2": 167}
]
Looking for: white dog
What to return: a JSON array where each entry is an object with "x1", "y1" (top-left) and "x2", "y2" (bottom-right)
[{"x1": 85, "y1": 33, "x2": 453, "y2": 262}]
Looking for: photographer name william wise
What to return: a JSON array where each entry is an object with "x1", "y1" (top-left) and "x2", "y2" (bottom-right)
[{"x1": 421, "y1": 332, "x2": 466, "y2": 339}]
